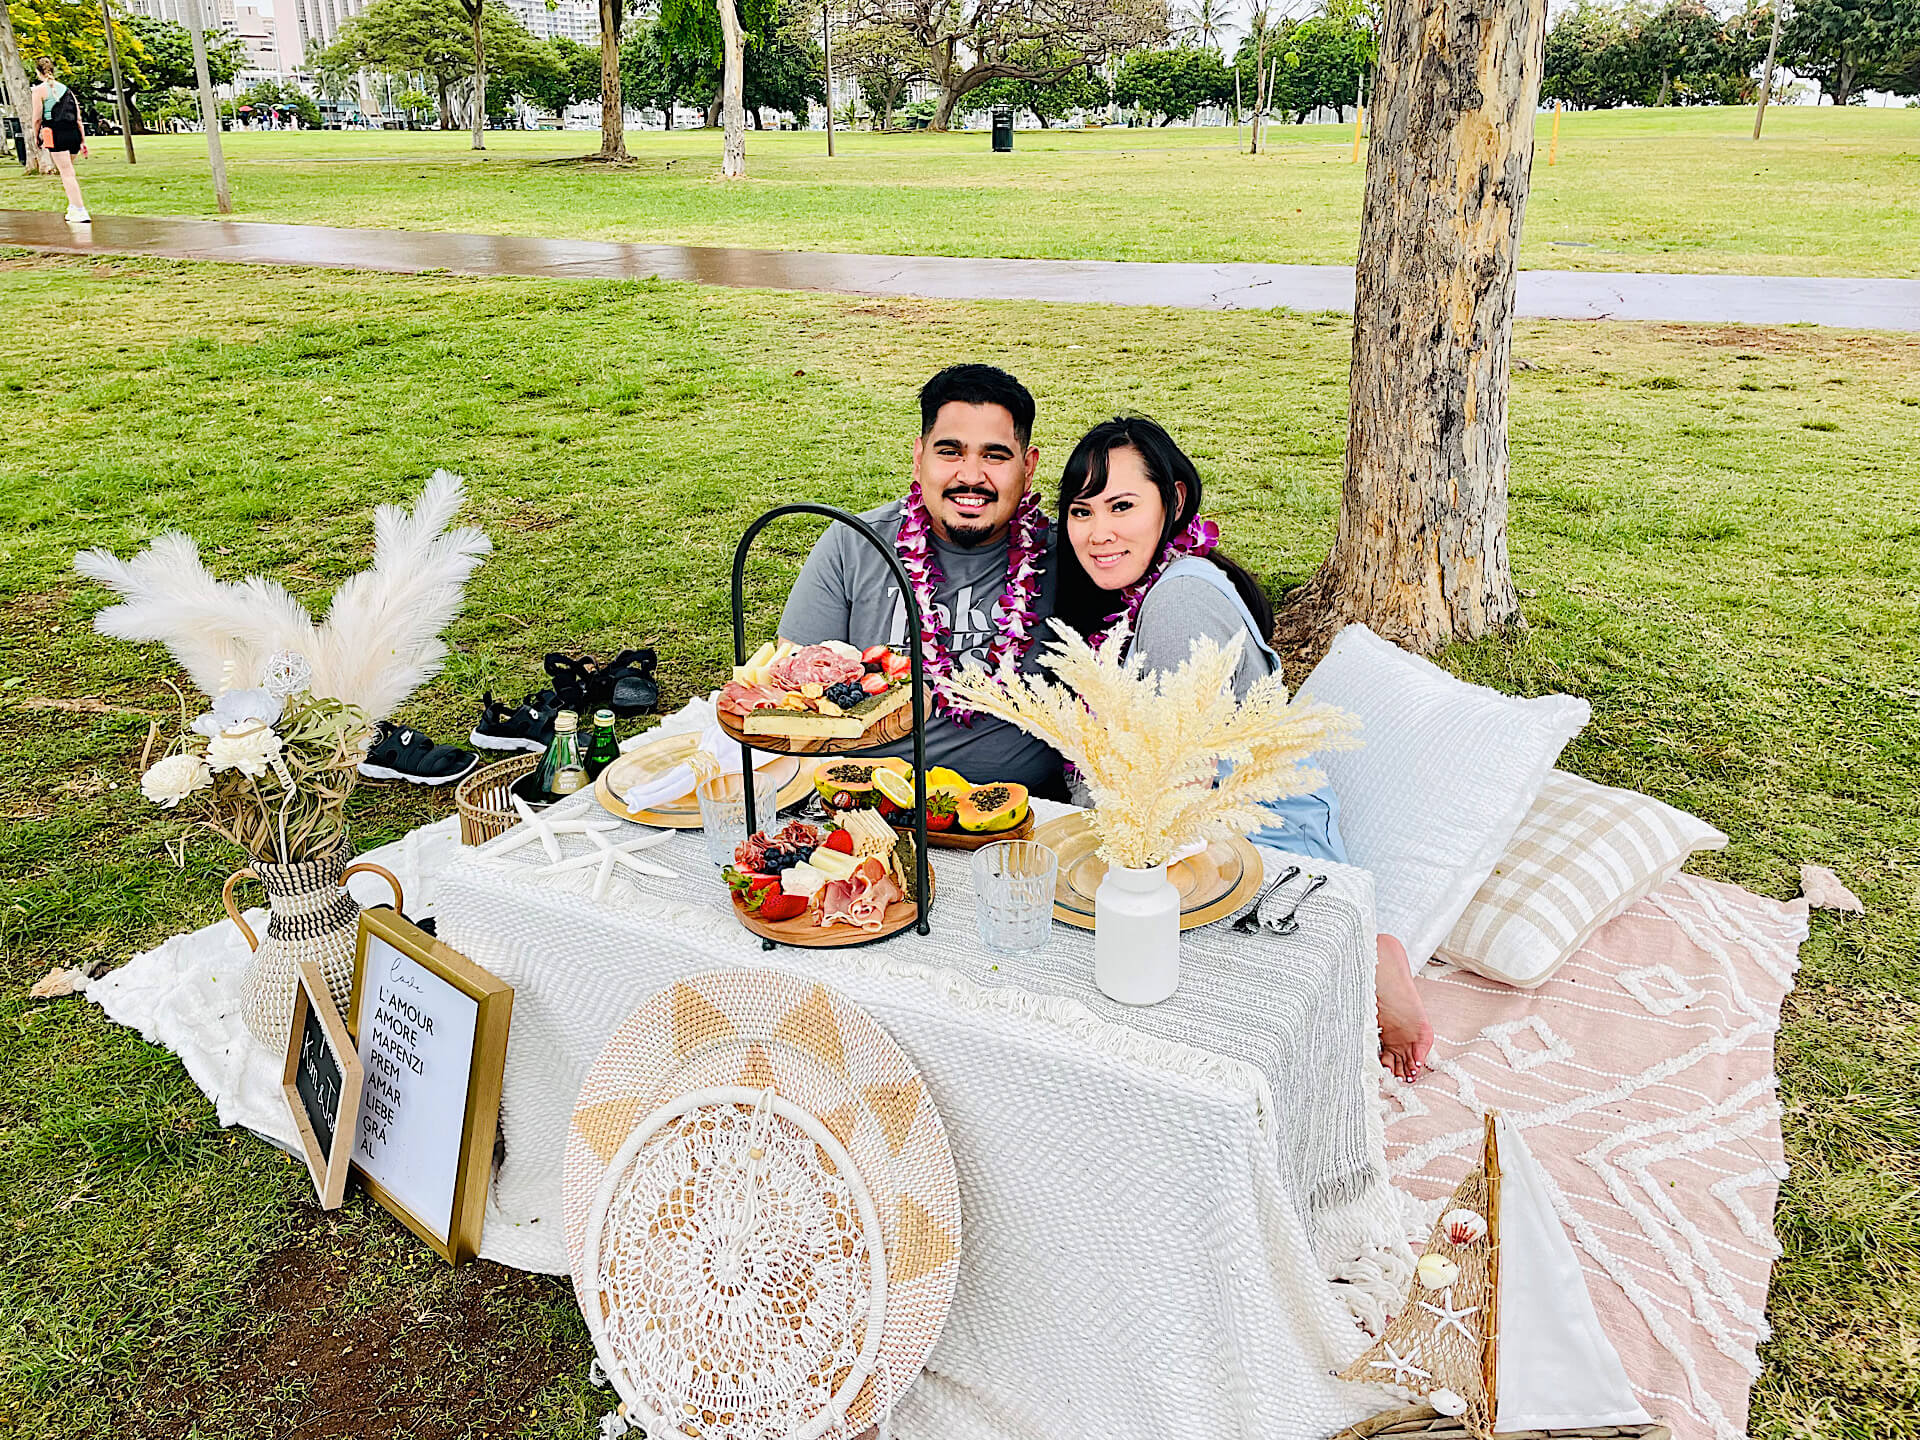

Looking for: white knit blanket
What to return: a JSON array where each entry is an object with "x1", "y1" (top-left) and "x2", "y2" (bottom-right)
[
  {"x1": 437, "y1": 794, "x2": 1410, "y2": 1440},
  {"x1": 82, "y1": 803, "x2": 1410, "y2": 1440}
]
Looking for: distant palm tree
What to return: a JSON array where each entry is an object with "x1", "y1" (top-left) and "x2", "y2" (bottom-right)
[{"x1": 1174, "y1": 0, "x2": 1234, "y2": 52}]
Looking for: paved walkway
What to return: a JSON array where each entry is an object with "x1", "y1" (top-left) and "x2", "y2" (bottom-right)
[{"x1": 7, "y1": 210, "x2": 1918, "y2": 329}]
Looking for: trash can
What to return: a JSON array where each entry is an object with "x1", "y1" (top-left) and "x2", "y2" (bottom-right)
[
  {"x1": 991, "y1": 105, "x2": 1013, "y2": 152},
  {"x1": 4, "y1": 117, "x2": 22, "y2": 167}
]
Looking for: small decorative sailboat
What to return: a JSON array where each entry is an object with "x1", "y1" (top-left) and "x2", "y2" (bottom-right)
[{"x1": 1336, "y1": 1113, "x2": 1669, "y2": 1440}]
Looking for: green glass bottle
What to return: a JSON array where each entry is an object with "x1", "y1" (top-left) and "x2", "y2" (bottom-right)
[
  {"x1": 585, "y1": 708, "x2": 621, "y2": 781},
  {"x1": 535, "y1": 710, "x2": 589, "y2": 799}
]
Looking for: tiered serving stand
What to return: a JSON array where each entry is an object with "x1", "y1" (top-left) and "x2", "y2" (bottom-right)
[{"x1": 721, "y1": 504, "x2": 934, "y2": 947}]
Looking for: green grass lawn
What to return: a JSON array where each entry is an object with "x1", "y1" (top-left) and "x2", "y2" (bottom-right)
[
  {"x1": 1, "y1": 252, "x2": 1917, "y2": 1438},
  {"x1": 2, "y1": 106, "x2": 1917, "y2": 276}
]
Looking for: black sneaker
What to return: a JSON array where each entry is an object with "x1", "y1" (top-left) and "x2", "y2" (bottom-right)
[
  {"x1": 470, "y1": 688, "x2": 561, "y2": 754},
  {"x1": 358, "y1": 722, "x2": 481, "y2": 787}
]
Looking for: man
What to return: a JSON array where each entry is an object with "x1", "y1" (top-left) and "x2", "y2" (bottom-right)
[{"x1": 779, "y1": 364, "x2": 1062, "y2": 794}]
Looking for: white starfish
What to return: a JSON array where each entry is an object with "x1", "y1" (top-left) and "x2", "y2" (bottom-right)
[
  {"x1": 1367, "y1": 1341, "x2": 1432, "y2": 1387},
  {"x1": 544, "y1": 828, "x2": 681, "y2": 900},
  {"x1": 492, "y1": 796, "x2": 622, "y2": 862},
  {"x1": 1417, "y1": 1288, "x2": 1480, "y2": 1345}
]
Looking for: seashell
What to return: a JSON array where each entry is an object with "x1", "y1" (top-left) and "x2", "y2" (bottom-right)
[
  {"x1": 1430, "y1": 1388, "x2": 1469, "y2": 1417},
  {"x1": 1441, "y1": 1207, "x2": 1489, "y2": 1246},
  {"x1": 1416, "y1": 1252, "x2": 1460, "y2": 1290}
]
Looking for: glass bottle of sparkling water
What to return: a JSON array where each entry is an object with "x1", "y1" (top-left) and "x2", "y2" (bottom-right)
[
  {"x1": 585, "y1": 708, "x2": 621, "y2": 781},
  {"x1": 536, "y1": 710, "x2": 589, "y2": 799}
]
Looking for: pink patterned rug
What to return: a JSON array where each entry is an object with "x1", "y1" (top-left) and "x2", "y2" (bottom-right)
[{"x1": 1386, "y1": 874, "x2": 1807, "y2": 1440}]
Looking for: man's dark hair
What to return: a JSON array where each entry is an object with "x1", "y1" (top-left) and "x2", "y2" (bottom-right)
[{"x1": 918, "y1": 365, "x2": 1035, "y2": 448}]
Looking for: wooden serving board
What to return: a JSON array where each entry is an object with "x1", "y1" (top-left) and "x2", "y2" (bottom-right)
[
  {"x1": 729, "y1": 867, "x2": 934, "y2": 947},
  {"x1": 888, "y1": 811, "x2": 1035, "y2": 851},
  {"x1": 716, "y1": 694, "x2": 918, "y2": 756}
]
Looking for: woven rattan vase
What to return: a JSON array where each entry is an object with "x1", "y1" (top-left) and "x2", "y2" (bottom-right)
[{"x1": 224, "y1": 845, "x2": 402, "y2": 1047}]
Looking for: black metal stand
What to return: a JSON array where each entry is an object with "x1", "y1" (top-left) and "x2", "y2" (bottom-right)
[{"x1": 731, "y1": 504, "x2": 932, "y2": 943}]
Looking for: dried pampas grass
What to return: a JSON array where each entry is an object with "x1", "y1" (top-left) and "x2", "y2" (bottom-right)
[{"x1": 941, "y1": 620, "x2": 1360, "y2": 869}]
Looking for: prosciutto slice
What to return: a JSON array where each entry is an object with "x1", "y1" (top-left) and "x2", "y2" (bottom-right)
[
  {"x1": 718, "y1": 680, "x2": 785, "y2": 717},
  {"x1": 818, "y1": 857, "x2": 903, "y2": 933},
  {"x1": 765, "y1": 645, "x2": 864, "y2": 693}
]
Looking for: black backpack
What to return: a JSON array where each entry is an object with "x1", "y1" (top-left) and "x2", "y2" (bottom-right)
[{"x1": 49, "y1": 86, "x2": 80, "y2": 129}]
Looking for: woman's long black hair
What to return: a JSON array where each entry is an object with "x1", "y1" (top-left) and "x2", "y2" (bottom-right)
[{"x1": 1053, "y1": 416, "x2": 1274, "y2": 644}]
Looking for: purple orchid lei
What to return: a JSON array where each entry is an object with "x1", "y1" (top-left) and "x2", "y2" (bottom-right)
[
  {"x1": 1089, "y1": 512, "x2": 1223, "y2": 651},
  {"x1": 896, "y1": 480, "x2": 1047, "y2": 725}
]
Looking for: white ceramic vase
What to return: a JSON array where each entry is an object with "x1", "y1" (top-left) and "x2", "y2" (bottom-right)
[{"x1": 1094, "y1": 861, "x2": 1181, "y2": 1005}]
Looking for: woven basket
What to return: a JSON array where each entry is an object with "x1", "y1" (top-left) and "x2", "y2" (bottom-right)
[{"x1": 456, "y1": 753, "x2": 540, "y2": 846}]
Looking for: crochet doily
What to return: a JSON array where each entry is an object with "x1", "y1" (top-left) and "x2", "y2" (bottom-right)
[{"x1": 582, "y1": 1087, "x2": 886, "y2": 1439}]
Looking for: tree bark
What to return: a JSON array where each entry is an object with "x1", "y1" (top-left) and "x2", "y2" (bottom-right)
[
  {"x1": 598, "y1": 0, "x2": 627, "y2": 159},
  {"x1": 438, "y1": 77, "x2": 452, "y2": 127},
  {"x1": 467, "y1": 0, "x2": 486, "y2": 148},
  {"x1": 0, "y1": 0, "x2": 42, "y2": 174},
  {"x1": 717, "y1": 0, "x2": 745, "y2": 177},
  {"x1": 1273, "y1": 0, "x2": 1545, "y2": 668}
]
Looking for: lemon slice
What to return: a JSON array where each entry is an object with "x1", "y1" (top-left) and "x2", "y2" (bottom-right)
[{"x1": 870, "y1": 765, "x2": 916, "y2": 811}]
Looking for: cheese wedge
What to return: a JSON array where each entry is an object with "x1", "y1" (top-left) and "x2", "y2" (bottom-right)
[
  {"x1": 782, "y1": 861, "x2": 829, "y2": 897},
  {"x1": 806, "y1": 847, "x2": 859, "y2": 883}
]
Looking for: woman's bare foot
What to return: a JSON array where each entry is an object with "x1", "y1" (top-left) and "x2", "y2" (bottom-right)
[{"x1": 1375, "y1": 934, "x2": 1434, "y2": 1082}]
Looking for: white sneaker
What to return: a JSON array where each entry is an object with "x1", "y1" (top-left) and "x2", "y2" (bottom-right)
[{"x1": 65, "y1": 205, "x2": 91, "y2": 223}]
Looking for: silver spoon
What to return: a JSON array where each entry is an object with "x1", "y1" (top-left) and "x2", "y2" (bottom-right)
[
  {"x1": 1234, "y1": 864, "x2": 1300, "y2": 933},
  {"x1": 1269, "y1": 874, "x2": 1329, "y2": 937}
]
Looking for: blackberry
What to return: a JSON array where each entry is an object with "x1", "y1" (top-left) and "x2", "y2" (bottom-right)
[{"x1": 824, "y1": 680, "x2": 866, "y2": 709}]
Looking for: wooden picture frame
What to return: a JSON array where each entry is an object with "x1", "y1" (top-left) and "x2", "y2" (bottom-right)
[
  {"x1": 281, "y1": 961, "x2": 365, "y2": 1209},
  {"x1": 348, "y1": 908, "x2": 513, "y2": 1265}
]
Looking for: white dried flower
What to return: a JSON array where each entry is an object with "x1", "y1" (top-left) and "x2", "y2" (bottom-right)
[
  {"x1": 190, "y1": 687, "x2": 282, "y2": 739},
  {"x1": 205, "y1": 723, "x2": 284, "y2": 778},
  {"x1": 140, "y1": 753, "x2": 212, "y2": 808},
  {"x1": 260, "y1": 650, "x2": 314, "y2": 701}
]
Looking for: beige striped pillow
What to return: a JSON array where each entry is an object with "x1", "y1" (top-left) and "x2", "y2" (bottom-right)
[{"x1": 1438, "y1": 771, "x2": 1727, "y2": 988}]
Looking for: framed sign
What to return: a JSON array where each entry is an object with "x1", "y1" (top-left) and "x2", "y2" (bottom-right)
[
  {"x1": 282, "y1": 961, "x2": 365, "y2": 1209},
  {"x1": 348, "y1": 908, "x2": 513, "y2": 1265}
]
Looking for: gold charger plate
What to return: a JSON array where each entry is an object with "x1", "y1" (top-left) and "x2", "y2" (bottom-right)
[
  {"x1": 593, "y1": 733, "x2": 808, "y2": 828},
  {"x1": 1032, "y1": 811, "x2": 1264, "y2": 932}
]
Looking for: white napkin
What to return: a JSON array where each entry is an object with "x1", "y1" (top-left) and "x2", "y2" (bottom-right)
[{"x1": 618, "y1": 695, "x2": 779, "y2": 813}]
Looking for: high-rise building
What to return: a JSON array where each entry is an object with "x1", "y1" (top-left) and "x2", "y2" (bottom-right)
[{"x1": 500, "y1": 0, "x2": 598, "y2": 46}]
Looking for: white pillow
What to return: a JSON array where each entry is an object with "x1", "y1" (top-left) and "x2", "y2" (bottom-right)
[
  {"x1": 1296, "y1": 625, "x2": 1590, "y2": 965},
  {"x1": 1439, "y1": 770, "x2": 1727, "y2": 988}
]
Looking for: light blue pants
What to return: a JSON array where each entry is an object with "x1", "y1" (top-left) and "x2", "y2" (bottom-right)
[{"x1": 1247, "y1": 785, "x2": 1348, "y2": 865}]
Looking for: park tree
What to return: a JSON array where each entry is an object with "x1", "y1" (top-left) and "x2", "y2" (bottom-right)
[
  {"x1": 1113, "y1": 45, "x2": 1229, "y2": 122},
  {"x1": 124, "y1": 13, "x2": 243, "y2": 125},
  {"x1": 2, "y1": 0, "x2": 45, "y2": 170},
  {"x1": 9, "y1": 0, "x2": 154, "y2": 119},
  {"x1": 658, "y1": 0, "x2": 775, "y2": 174},
  {"x1": 328, "y1": 0, "x2": 540, "y2": 131},
  {"x1": 963, "y1": 40, "x2": 1108, "y2": 124},
  {"x1": 837, "y1": 19, "x2": 927, "y2": 127},
  {"x1": 742, "y1": 1, "x2": 823, "y2": 128},
  {"x1": 1171, "y1": 0, "x2": 1232, "y2": 51},
  {"x1": 1274, "y1": 0, "x2": 1547, "y2": 662},
  {"x1": 234, "y1": 77, "x2": 322, "y2": 126},
  {"x1": 851, "y1": 0, "x2": 1164, "y2": 131},
  {"x1": 1783, "y1": 0, "x2": 1919, "y2": 104},
  {"x1": 523, "y1": 33, "x2": 601, "y2": 115},
  {"x1": 621, "y1": 18, "x2": 716, "y2": 124}
]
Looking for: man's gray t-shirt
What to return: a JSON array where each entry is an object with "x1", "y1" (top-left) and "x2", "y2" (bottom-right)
[{"x1": 778, "y1": 500, "x2": 1062, "y2": 792}]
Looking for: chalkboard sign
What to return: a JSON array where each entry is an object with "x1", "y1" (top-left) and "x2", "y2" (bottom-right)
[
  {"x1": 349, "y1": 909, "x2": 512, "y2": 1265},
  {"x1": 280, "y1": 961, "x2": 365, "y2": 1208}
]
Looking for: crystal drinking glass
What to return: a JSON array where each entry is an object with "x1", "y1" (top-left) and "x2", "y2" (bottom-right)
[
  {"x1": 971, "y1": 840, "x2": 1059, "y2": 955},
  {"x1": 697, "y1": 768, "x2": 782, "y2": 867}
]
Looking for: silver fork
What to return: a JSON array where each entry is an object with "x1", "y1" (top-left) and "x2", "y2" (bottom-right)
[
  {"x1": 1233, "y1": 865, "x2": 1300, "y2": 934},
  {"x1": 1268, "y1": 874, "x2": 1328, "y2": 937}
]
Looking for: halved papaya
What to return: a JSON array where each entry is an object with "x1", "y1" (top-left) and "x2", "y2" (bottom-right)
[
  {"x1": 812, "y1": 759, "x2": 884, "y2": 806},
  {"x1": 956, "y1": 782, "x2": 1029, "y2": 834}
]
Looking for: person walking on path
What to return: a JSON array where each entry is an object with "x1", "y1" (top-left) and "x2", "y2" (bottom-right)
[{"x1": 30, "y1": 56, "x2": 90, "y2": 222}]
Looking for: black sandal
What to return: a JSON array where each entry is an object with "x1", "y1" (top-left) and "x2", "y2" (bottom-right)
[
  {"x1": 542, "y1": 653, "x2": 598, "y2": 715},
  {"x1": 600, "y1": 648, "x2": 659, "y2": 716}
]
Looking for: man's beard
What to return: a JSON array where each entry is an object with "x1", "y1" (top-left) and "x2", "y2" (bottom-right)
[{"x1": 940, "y1": 488, "x2": 1000, "y2": 548}]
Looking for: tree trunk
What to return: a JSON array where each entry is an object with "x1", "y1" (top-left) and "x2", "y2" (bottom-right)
[
  {"x1": 1831, "y1": 53, "x2": 1855, "y2": 105},
  {"x1": 751, "y1": 105, "x2": 763, "y2": 130},
  {"x1": 182, "y1": 0, "x2": 231, "y2": 211},
  {"x1": 468, "y1": 0, "x2": 486, "y2": 148},
  {"x1": 598, "y1": 0, "x2": 627, "y2": 159},
  {"x1": 717, "y1": 0, "x2": 745, "y2": 177},
  {"x1": 438, "y1": 77, "x2": 452, "y2": 127},
  {"x1": 1273, "y1": 0, "x2": 1545, "y2": 668},
  {"x1": 1657, "y1": 67, "x2": 1670, "y2": 106},
  {"x1": 357, "y1": 69, "x2": 380, "y2": 124},
  {"x1": 0, "y1": 0, "x2": 41, "y2": 174}
]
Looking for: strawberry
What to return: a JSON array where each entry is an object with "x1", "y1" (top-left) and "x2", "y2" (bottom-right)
[
  {"x1": 754, "y1": 892, "x2": 809, "y2": 922},
  {"x1": 723, "y1": 867, "x2": 781, "y2": 912},
  {"x1": 882, "y1": 652, "x2": 912, "y2": 680},
  {"x1": 860, "y1": 644, "x2": 891, "y2": 665},
  {"x1": 924, "y1": 791, "x2": 957, "y2": 832},
  {"x1": 860, "y1": 672, "x2": 889, "y2": 696},
  {"x1": 821, "y1": 829, "x2": 854, "y2": 854}
]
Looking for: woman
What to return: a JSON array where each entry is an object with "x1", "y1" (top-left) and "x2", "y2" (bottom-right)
[
  {"x1": 1056, "y1": 416, "x2": 1433, "y2": 1081},
  {"x1": 31, "y1": 57, "x2": 91, "y2": 223}
]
